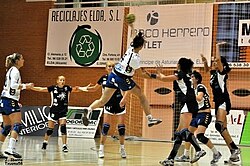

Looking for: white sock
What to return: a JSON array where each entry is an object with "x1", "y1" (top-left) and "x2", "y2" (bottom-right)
[
  {"x1": 8, "y1": 138, "x2": 16, "y2": 150},
  {"x1": 120, "y1": 144, "x2": 125, "y2": 149},
  {"x1": 99, "y1": 144, "x2": 104, "y2": 151},
  {"x1": 63, "y1": 144, "x2": 67, "y2": 147},
  {"x1": 146, "y1": 114, "x2": 152, "y2": 120},
  {"x1": 184, "y1": 149, "x2": 190, "y2": 157},
  {"x1": 211, "y1": 147, "x2": 218, "y2": 154}
]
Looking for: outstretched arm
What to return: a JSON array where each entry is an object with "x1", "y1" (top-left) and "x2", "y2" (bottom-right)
[
  {"x1": 200, "y1": 54, "x2": 210, "y2": 73},
  {"x1": 31, "y1": 86, "x2": 48, "y2": 92},
  {"x1": 151, "y1": 64, "x2": 178, "y2": 82},
  {"x1": 215, "y1": 42, "x2": 226, "y2": 72},
  {"x1": 77, "y1": 83, "x2": 101, "y2": 92}
]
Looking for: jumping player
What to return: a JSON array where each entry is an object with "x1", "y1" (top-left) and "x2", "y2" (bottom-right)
[
  {"x1": 202, "y1": 42, "x2": 240, "y2": 163},
  {"x1": 31, "y1": 76, "x2": 78, "y2": 152},
  {"x1": 81, "y1": 23, "x2": 162, "y2": 128},
  {"x1": 78, "y1": 61, "x2": 128, "y2": 158},
  {"x1": 175, "y1": 70, "x2": 222, "y2": 164},
  {"x1": 0, "y1": 53, "x2": 33, "y2": 158}
]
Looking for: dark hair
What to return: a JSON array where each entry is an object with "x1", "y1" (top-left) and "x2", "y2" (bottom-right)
[
  {"x1": 220, "y1": 56, "x2": 231, "y2": 73},
  {"x1": 131, "y1": 32, "x2": 145, "y2": 48},
  {"x1": 178, "y1": 58, "x2": 194, "y2": 74},
  {"x1": 192, "y1": 70, "x2": 202, "y2": 84}
]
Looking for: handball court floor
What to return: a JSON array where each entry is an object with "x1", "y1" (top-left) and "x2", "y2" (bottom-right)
[{"x1": 1, "y1": 136, "x2": 250, "y2": 166}]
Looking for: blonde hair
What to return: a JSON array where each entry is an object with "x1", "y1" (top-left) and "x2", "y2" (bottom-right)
[
  {"x1": 5, "y1": 53, "x2": 22, "y2": 69},
  {"x1": 106, "y1": 61, "x2": 115, "y2": 68}
]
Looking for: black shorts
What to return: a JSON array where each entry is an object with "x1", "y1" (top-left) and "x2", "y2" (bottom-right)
[
  {"x1": 180, "y1": 101, "x2": 198, "y2": 114},
  {"x1": 190, "y1": 112, "x2": 212, "y2": 128},
  {"x1": 48, "y1": 112, "x2": 67, "y2": 122},
  {"x1": 215, "y1": 100, "x2": 231, "y2": 115},
  {"x1": 103, "y1": 105, "x2": 125, "y2": 115}
]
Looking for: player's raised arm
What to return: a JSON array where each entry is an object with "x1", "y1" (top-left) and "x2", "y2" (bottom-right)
[{"x1": 200, "y1": 54, "x2": 210, "y2": 73}]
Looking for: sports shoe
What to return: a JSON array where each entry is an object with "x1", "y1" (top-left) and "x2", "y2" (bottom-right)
[
  {"x1": 62, "y1": 145, "x2": 69, "y2": 152},
  {"x1": 190, "y1": 149, "x2": 206, "y2": 163},
  {"x1": 42, "y1": 142, "x2": 48, "y2": 150},
  {"x1": 98, "y1": 149, "x2": 104, "y2": 158},
  {"x1": 0, "y1": 152, "x2": 8, "y2": 159},
  {"x1": 210, "y1": 151, "x2": 222, "y2": 164},
  {"x1": 175, "y1": 154, "x2": 190, "y2": 162},
  {"x1": 82, "y1": 108, "x2": 90, "y2": 126},
  {"x1": 4, "y1": 148, "x2": 22, "y2": 159},
  {"x1": 159, "y1": 159, "x2": 174, "y2": 166},
  {"x1": 230, "y1": 148, "x2": 241, "y2": 162},
  {"x1": 147, "y1": 118, "x2": 162, "y2": 127},
  {"x1": 120, "y1": 148, "x2": 127, "y2": 158}
]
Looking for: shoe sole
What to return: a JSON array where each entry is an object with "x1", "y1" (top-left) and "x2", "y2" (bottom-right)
[
  {"x1": 159, "y1": 160, "x2": 174, "y2": 166},
  {"x1": 4, "y1": 151, "x2": 22, "y2": 159},
  {"x1": 210, "y1": 154, "x2": 222, "y2": 164},
  {"x1": 190, "y1": 151, "x2": 206, "y2": 163},
  {"x1": 82, "y1": 109, "x2": 89, "y2": 126},
  {"x1": 148, "y1": 120, "x2": 162, "y2": 127}
]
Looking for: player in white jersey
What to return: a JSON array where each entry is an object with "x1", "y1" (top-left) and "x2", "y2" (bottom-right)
[
  {"x1": 202, "y1": 42, "x2": 240, "y2": 163},
  {"x1": 81, "y1": 23, "x2": 162, "y2": 127},
  {"x1": 175, "y1": 71, "x2": 222, "y2": 164},
  {"x1": 0, "y1": 53, "x2": 33, "y2": 158}
]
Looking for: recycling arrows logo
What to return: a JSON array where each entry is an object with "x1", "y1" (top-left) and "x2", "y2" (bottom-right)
[{"x1": 69, "y1": 25, "x2": 102, "y2": 66}]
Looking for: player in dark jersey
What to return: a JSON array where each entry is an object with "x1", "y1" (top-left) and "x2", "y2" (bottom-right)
[
  {"x1": 0, "y1": 53, "x2": 33, "y2": 159},
  {"x1": 148, "y1": 58, "x2": 206, "y2": 166},
  {"x1": 79, "y1": 61, "x2": 127, "y2": 158},
  {"x1": 175, "y1": 71, "x2": 222, "y2": 164},
  {"x1": 201, "y1": 42, "x2": 240, "y2": 163},
  {"x1": 31, "y1": 76, "x2": 78, "y2": 152},
  {"x1": 81, "y1": 23, "x2": 162, "y2": 128}
]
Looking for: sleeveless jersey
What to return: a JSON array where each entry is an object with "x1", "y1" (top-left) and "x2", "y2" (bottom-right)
[
  {"x1": 195, "y1": 84, "x2": 211, "y2": 110},
  {"x1": 114, "y1": 46, "x2": 140, "y2": 77},
  {"x1": 1, "y1": 66, "x2": 22, "y2": 101},
  {"x1": 47, "y1": 85, "x2": 72, "y2": 113}
]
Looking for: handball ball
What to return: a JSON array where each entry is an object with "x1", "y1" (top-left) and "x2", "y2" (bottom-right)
[{"x1": 125, "y1": 13, "x2": 136, "y2": 24}]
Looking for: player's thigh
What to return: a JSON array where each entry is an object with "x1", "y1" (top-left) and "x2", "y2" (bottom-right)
[
  {"x1": 103, "y1": 113, "x2": 113, "y2": 124},
  {"x1": 2, "y1": 115, "x2": 11, "y2": 126},
  {"x1": 8, "y1": 112, "x2": 21, "y2": 124}
]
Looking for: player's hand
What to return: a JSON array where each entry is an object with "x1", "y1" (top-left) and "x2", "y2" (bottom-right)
[
  {"x1": 26, "y1": 83, "x2": 34, "y2": 89},
  {"x1": 200, "y1": 54, "x2": 207, "y2": 63},
  {"x1": 156, "y1": 64, "x2": 163, "y2": 74}
]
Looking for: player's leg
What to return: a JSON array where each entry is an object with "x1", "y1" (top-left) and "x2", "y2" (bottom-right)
[
  {"x1": 215, "y1": 103, "x2": 240, "y2": 162},
  {"x1": 129, "y1": 84, "x2": 162, "y2": 127},
  {"x1": 98, "y1": 112, "x2": 112, "y2": 158},
  {"x1": 82, "y1": 88, "x2": 116, "y2": 126},
  {"x1": 59, "y1": 117, "x2": 68, "y2": 152},
  {"x1": 0, "y1": 115, "x2": 11, "y2": 159},
  {"x1": 42, "y1": 116, "x2": 55, "y2": 150},
  {"x1": 4, "y1": 112, "x2": 22, "y2": 158},
  {"x1": 117, "y1": 111, "x2": 126, "y2": 158}
]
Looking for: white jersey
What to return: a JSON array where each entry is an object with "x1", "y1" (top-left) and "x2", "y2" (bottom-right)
[
  {"x1": 114, "y1": 46, "x2": 140, "y2": 76},
  {"x1": 1, "y1": 66, "x2": 22, "y2": 101}
]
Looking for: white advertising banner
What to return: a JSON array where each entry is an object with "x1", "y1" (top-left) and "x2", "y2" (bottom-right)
[
  {"x1": 129, "y1": 4, "x2": 213, "y2": 67},
  {"x1": 61, "y1": 107, "x2": 103, "y2": 138},
  {"x1": 205, "y1": 109, "x2": 245, "y2": 145},
  {"x1": 238, "y1": 20, "x2": 250, "y2": 46},
  {"x1": 46, "y1": 7, "x2": 124, "y2": 67}
]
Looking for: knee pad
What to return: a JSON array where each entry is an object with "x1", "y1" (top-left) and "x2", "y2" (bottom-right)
[
  {"x1": 60, "y1": 124, "x2": 67, "y2": 135},
  {"x1": 13, "y1": 123, "x2": 22, "y2": 134},
  {"x1": 174, "y1": 132, "x2": 183, "y2": 144},
  {"x1": 197, "y1": 133, "x2": 209, "y2": 144},
  {"x1": 179, "y1": 128, "x2": 191, "y2": 141},
  {"x1": 215, "y1": 121, "x2": 225, "y2": 134},
  {"x1": 118, "y1": 124, "x2": 125, "y2": 136},
  {"x1": 1, "y1": 125, "x2": 11, "y2": 136},
  {"x1": 101, "y1": 123, "x2": 110, "y2": 136},
  {"x1": 46, "y1": 128, "x2": 54, "y2": 136}
]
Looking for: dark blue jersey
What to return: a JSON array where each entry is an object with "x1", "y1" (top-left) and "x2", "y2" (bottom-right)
[{"x1": 47, "y1": 85, "x2": 72, "y2": 113}]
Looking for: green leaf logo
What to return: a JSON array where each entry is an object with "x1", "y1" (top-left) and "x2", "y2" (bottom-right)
[{"x1": 69, "y1": 25, "x2": 102, "y2": 66}]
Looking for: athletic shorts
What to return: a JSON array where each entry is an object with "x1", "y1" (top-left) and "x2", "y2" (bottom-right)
[
  {"x1": 180, "y1": 102, "x2": 198, "y2": 114},
  {"x1": 190, "y1": 112, "x2": 212, "y2": 128},
  {"x1": 0, "y1": 97, "x2": 20, "y2": 115},
  {"x1": 215, "y1": 100, "x2": 231, "y2": 115},
  {"x1": 48, "y1": 112, "x2": 67, "y2": 122},
  {"x1": 104, "y1": 72, "x2": 136, "y2": 91},
  {"x1": 103, "y1": 105, "x2": 126, "y2": 115}
]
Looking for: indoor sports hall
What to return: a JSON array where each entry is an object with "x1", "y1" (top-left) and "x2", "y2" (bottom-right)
[{"x1": 0, "y1": 0, "x2": 250, "y2": 166}]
